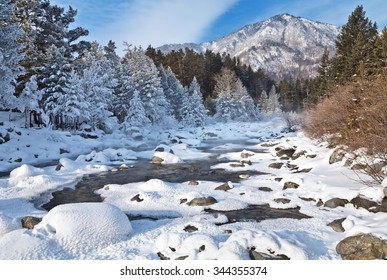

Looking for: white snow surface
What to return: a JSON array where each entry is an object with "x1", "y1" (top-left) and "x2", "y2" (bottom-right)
[{"x1": 0, "y1": 113, "x2": 386, "y2": 260}]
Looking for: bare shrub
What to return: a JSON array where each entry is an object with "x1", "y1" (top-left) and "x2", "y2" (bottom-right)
[{"x1": 303, "y1": 73, "x2": 387, "y2": 184}]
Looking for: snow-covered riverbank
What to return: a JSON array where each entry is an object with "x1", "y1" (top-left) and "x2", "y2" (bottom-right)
[{"x1": 0, "y1": 113, "x2": 386, "y2": 260}]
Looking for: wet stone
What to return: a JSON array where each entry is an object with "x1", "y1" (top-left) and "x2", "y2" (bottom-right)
[
  {"x1": 187, "y1": 196, "x2": 218, "y2": 207},
  {"x1": 283, "y1": 181, "x2": 299, "y2": 190},
  {"x1": 323, "y1": 198, "x2": 348, "y2": 208},
  {"x1": 184, "y1": 225, "x2": 198, "y2": 232},
  {"x1": 327, "y1": 218, "x2": 346, "y2": 232},
  {"x1": 21, "y1": 216, "x2": 42, "y2": 229},
  {"x1": 274, "y1": 198, "x2": 291, "y2": 204},
  {"x1": 258, "y1": 187, "x2": 273, "y2": 192},
  {"x1": 131, "y1": 194, "x2": 144, "y2": 202},
  {"x1": 268, "y1": 162, "x2": 283, "y2": 169}
]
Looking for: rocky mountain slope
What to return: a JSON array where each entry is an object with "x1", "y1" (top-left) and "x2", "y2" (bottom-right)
[{"x1": 158, "y1": 14, "x2": 340, "y2": 80}]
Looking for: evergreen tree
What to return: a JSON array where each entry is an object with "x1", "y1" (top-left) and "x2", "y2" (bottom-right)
[
  {"x1": 17, "y1": 75, "x2": 42, "y2": 128},
  {"x1": 124, "y1": 90, "x2": 150, "y2": 128},
  {"x1": 125, "y1": 47, "x2": 171, "y2": 124},
  {"x1": 333, "y1": 5, "x2": 378, "y2": 81},
  {"x1": 60, "y1": 70, "x2": 90, "y2": 129},
  {"x1": 180, "y1": 77, "x2": 208, "y2": 127},
  {"x1": 158, "y1": 65, "x2": 184, "y2": 120},
  {"x1": 259, "y1": 90, "x2": 268, "y2": 113},
  {"x1": 266, "y1": 85, "x2": 282, "y2": 114},
  {"x1": 0, "y1": 0, "x2": 24, "y2": 109}
]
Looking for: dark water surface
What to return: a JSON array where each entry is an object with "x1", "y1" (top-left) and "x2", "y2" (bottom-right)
[{"x1": 39, "y1": 140, "x2": 310, "y2": 222}]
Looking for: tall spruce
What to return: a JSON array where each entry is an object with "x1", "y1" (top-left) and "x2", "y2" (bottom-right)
[{"x1": 333, "y1": 5, "x2": 378, "y2": 81}]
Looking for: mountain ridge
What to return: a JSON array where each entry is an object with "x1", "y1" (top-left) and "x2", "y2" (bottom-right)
[{"x1": 157, "y1": 14, "x2": 341, "y2": 80}]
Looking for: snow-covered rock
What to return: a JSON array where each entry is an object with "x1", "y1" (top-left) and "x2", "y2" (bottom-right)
[
  {"x1": 152, "y1": 151, "x2": 182, "y2": 164},
  {"x1": 33, "y1": 203, "x2": 132, "y2": 256}
]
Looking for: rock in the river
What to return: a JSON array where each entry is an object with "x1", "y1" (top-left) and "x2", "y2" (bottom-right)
[
  {"x1": 350, "y1": 196, "x2": 378, "y2": 211},
  {"x1": 183, "y1": 225, "x2": 198, "y2": 232},
  {"x1": 249, "y1": 248, "x2": 290, "y2": 260},
  {"x1": 215, "y1": 182, "x2": 233, "y2": 191},
  {"x1": 258, "y1": 187, "x2": 273, "y2": 192},
  {"x1": 241, "y1": 151, "x2": 255, "y2": 158},
  {"x1": 283, "y1": 181, "x2": 300, "y2": 190},
  {"x1": 329, "y1": 148, "x2": 347, "y2": 164},
  {"x1": 327, "y1": 218, "x2": 346, "y2": 232},
  {"x1": 187, "y1": 196, "x2": 217, "y2": 206},
  {"x1": 151, "y1": 156, "x2": 164, "y2": 164},
  {"x1": 291, "y1": 150, "x2": 307, "y2": 160},
  {"x1": 157, "y1": 252, "x2": 170, "y2": 260},
  {"x1": 336, "y1": 233, "x2": 387, "y2": 260},
  {"x1": 131, "y1": 194, "x2": 144, "y2": 202},
  {"x1": 188, "y1": 180, "x2": 199, "y2": 186},
  {"x1": 21, "y1": 216, "x2": 42, "y2": 229},
  {"x1": 273, "y1": 198, "x2": 291, "y2": 204},
  {"x1": 323, "y1": 198, "x2": 348, "y2": 208},
  {"x1": 275, "y1": 147, "x2": 296, "y2": 158},
  {"x1": 268, "y1": 162, "x2": 283, "y2": 169}
]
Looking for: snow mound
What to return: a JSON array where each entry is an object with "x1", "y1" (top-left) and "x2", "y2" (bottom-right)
[
  {"x1": 9, "y1": 164, "x2": 44, "y2": 186},
  {"x1": 0, "y1": 213, "x2": 19, "y2": 236},
  {"x1": 34, "y1": 203, "x2": 132, "y2": 256},
  {"x1": 152, "y1": 151, "x2": 182, "y2": 164}
]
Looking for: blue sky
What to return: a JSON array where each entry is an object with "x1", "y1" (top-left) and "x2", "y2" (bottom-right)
[{"x1": 52, "y1": 0, "x2": 387, "y2": 53}]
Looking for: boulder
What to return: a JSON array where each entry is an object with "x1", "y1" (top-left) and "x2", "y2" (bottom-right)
[
  {"x1": 350, "y1": 196, "x2": 378, "y2": 211},
  {"x1": 327, "y1": 218, "x2": 346, "y2": 232},
  {"x1": 249, "y1": 249, "x2": 290, "y2": 260},
  {"x1": 215, "y1": 182, "x2": 232, "y2": 191},
  {"x1": 183, "y1": 225, "x2": 198, "y2": 232},
  {"x1": 275, "y1": 147, "x2": 296, "y2": 158},
  {"x1": 187, "y1": 196, "x2": 217, "y2": 206},
  {"x1": 329, "y1": 148, "x2": 347, "y2": 164},
  {"x1": 258, "y1": 187, "x2": 273, "y2": 192},
  {"x1": 151, "y1": 156, "x2": 164, "y2": 164},
  {"x1": 274, "y1": 198, "x2": 291, "y2": 204},
  {"x1": 291, "y1": 150, "x2": 307, "y2": 160},
  {"x1": 336, "y1": 233, "x2": 387, "y2": 260},
  {"x1": 283, "y1": 181, "x2": 300, "y2": 190},
  {"x1": 188, "y1": 180, "x2": 199, "y2": 186},
  {"x1": 241, "y1": 151, "x2": 254, "y2": 158},
  {"x1": 131, "y1": 194, "x2": 144, "y2": 202},
  {"x1": 323, "y1": 198, "x2": 348, "y2": 208},
  {"x1": 21, "y1": 216, "x2": 42, "y2": 229},
  {"x1": 268, "y1": 162, "x2": 283, "y2": 169}
]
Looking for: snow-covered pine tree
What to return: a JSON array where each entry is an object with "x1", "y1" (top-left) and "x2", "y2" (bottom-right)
[
  {"x1": 158, "y1": 65, "x2": 184, "y2": 120},
  {"x1": 124, "y1": 90, "x2": 150, "y2": 129},
  {"x1": 213, "y1": 68, "x2": 258, "y2": 122},
  {"x1": 60, "y1": 70, "x2": 90, "y2": 129},
  {"x1": 81, "y1": 58, "x2": 116, "y2": 130},
  {"x1": 17, "y1": 75, "x2": 42, "y2": 128},
  {"x1": 259, "y1": 90, "x2": 268, "y2": 113},
  {"x1": 0, "y1": 0, "x2": 24, "y2": 110},
  {"x1": 266, "y1": 85, "x2": 282, "y2": 114},
  {"x1": 233, "y1": 79, "x2": 259, "y2": 121},
  {"x1": 180, "y1": 77, "x2": 208, "y2": 127},
  {"x1": 125, "y1": 47, "x2": 171, "y2": 124},
  {"x1": 41, "y1": 45, "x2": 72, "y2": 128}
]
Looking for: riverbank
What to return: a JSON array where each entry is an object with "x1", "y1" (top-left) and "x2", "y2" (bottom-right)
[{"x1": 0, "y1": 113, "x2": 386, "y2": 259}]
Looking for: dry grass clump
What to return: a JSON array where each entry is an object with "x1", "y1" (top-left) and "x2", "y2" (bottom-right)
[{"x1": 303, "y1": 73, "x2": 387, "y2": 183}]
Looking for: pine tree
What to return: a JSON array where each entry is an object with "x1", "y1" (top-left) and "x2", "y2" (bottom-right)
[
  {"x1": 0, "y1": 0, "x2": 24, "y2": 109},
  {"x1": 159, "y1": 65, "x2": 184, "y2": 120},
  {"x1": 180, "y1": 77, "x2": 207, "y2": 127},
  {"x1": 17, "y1": 75, "x2": 42, "y2": 128},
  {"x1": 125, "y1": 47, "x2": 171, "y2": 124},
  {"x1": 124, "y1": 90, "x2": 150, "y2": 128},
  {"x1": 60, "y1": 70, "x2": 90, "y2": 129},
  {"x1": 266, "y1": 85, "x2": 282, "y2": 114},
  {"x1": 259, "y1": 90, "x2": 268, "y2": 113},
  {"x1": 333, "y1": 5, "x2": 378, "y2": 81}
]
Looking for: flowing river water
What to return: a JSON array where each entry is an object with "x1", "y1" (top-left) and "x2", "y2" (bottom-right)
[{"x1": 39, "y1": 140, "x2": 310, "y2": 222}]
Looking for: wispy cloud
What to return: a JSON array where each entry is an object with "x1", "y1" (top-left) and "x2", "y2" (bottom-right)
[{"x1": 99, "y1": 0, "x2": 239, "y2": 50}]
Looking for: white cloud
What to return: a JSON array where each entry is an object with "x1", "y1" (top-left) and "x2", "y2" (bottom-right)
[{"x1": 96, "y1": 0, "x2": 239, "y2": 52}]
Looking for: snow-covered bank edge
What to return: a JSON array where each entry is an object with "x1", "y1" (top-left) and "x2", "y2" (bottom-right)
[{"x1": 0, "y1": 115, "x2": 386, "y2": 260}]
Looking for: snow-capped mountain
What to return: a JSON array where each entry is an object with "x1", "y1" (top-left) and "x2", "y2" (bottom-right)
[{"x1": 158, "y1": 14, "x2": 340, "y2": 80}]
